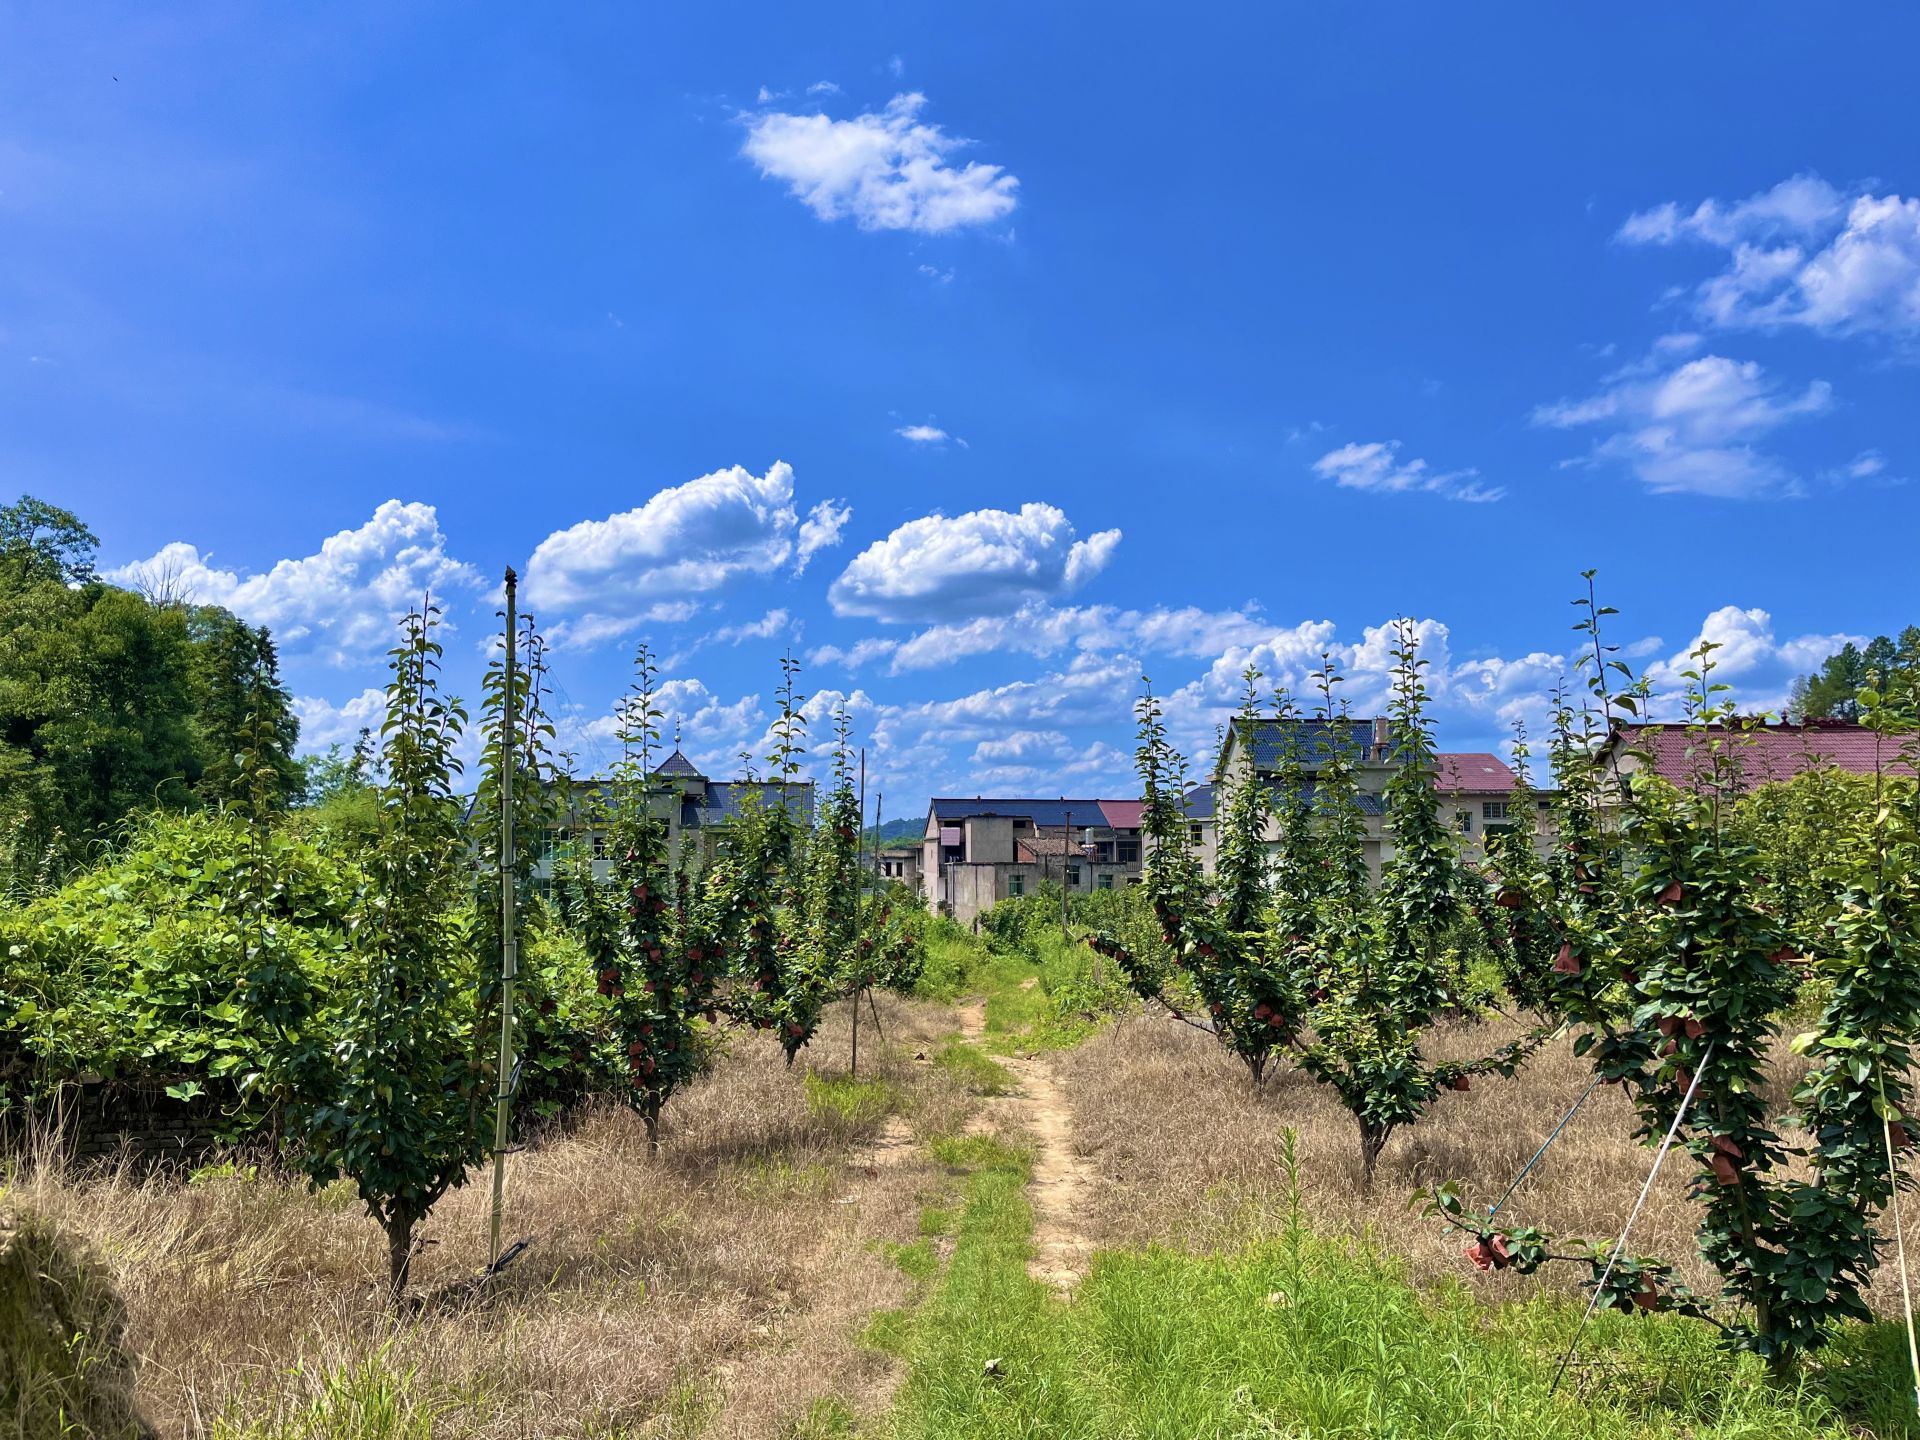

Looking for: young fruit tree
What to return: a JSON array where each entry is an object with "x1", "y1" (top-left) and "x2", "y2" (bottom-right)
[
  {"x1": 1293, "y1": 629, "x2": 1553, "y2": 1185},
  {"x1": 713, "y1": 656, "x2": 818, "y2": 1063},
  {"x1": 1424, "y1": 581, "x2": 1920, "y2": 1377},
  {"x1": 1090, "y1": 667, "x2": 1307, "y2": 1083},
  {"x1": 572, "y1": 643, "x2": 731, "y2": 1156},
  {"x1": 298, "y1": 598, "x2": 484, "y2": 1305}
]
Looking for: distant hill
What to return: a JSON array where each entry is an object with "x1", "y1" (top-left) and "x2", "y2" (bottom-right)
[{"x1": 863, "y1": 817, "x2": 923, "y2": 846}]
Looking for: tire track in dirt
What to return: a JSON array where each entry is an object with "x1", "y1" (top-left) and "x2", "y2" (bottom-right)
[{"x1": 957, "y1": 990, "x2": 1093, "y2": 1295}]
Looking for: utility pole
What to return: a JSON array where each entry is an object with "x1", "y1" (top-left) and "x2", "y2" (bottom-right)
[
  {"x1": 1062, "y1": 807, "x2": 1072, "y2": 938},
  {"x1": 488, "y1": 567, "x2": 520, "y2": 1270}
]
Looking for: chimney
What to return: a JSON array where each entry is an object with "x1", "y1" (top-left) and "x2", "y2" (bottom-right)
[{"x1": 1371, "y1": 716, "x2": 1390, "y2": 760}]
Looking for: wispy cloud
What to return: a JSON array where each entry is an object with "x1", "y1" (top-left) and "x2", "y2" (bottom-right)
[
  {"x1": 1534, "y1": 348, "x2": 1832, "y2": 498},
  {"x1": 1310, "y1": 440, "x2": 1502, "y2": 502}
]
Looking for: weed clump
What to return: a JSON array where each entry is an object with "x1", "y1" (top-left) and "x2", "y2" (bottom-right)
[{"x1": 0, "y1": 1203, "x2": 152, "y2": 1440}]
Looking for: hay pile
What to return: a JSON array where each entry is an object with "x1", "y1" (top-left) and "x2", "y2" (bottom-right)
[{"x1": 0, "y1": 1203, "x2": 152, "y2": 1440}]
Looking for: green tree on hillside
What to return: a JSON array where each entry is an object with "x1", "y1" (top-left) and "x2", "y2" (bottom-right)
[{"x1": 1795, "y1": 626, "x2": 1920, "y2": 719}]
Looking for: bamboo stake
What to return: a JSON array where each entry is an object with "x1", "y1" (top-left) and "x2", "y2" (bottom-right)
[{"x1": 487, "y1": 567, "x2": 519, "y2": 1269}]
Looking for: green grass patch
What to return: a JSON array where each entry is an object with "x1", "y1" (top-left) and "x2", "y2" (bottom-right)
[
  {"x1": 211, "y1": 1354, "x2": 443, "y2": 1439},
  {"x1": 918, "y1": 1206, "x2": 957, "y2": 1237},
  {"x1": 803, "y1": 1071, "x2": 902, "y2": 1132},
  {"x1": 969, "y1": 930, "x2": 1133, "y2": 1053},
  {"x1": 926, "y1": 1133, "x2": 1030, "y2": 1172},
  {"x1": 734, "y1": 1157, "x2": 839, "y2": 1203},
  {"x1": 783, "y1": 1395, "x2": 858, "y2": 1438},
  {"x1": 886, "y1": 1237, "x2": 943, "y2": 1283},
  {"x1": 934, "y1": 1038, "x2": 1016, "y2": 1095},
  {"x1": 884, "y1": 1128, "x2": 1918, "y2": 1440},
  {"x1": 914, "y1": 930, "x2": 993, "y2": 1003}
]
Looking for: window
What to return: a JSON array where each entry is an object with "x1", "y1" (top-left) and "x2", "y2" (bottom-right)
[
  {"x1": 1067, "y1": 863, "x2": 1082, "y2": 886},
  {"x1": 1189, "y1": 823, "x2": 1203, "y2": 844},
  {"x1": 592, "y1": 834, "x2": 607, "y2": 860},
  {"x1": 1008, "y1": 874, "x2": 1025, "y2": 897},
  {"x1": 1482, "y1": 801, "x2": 1509, "y2": 821},
  {"x1": 1117, "y1": 840, "x2": 1140, "y2": 864},
  {"x1": 1456, "y1": 810, "x2": 1472, "y2": 834},
  {"x1": 1097, "y1": 873, "x2": 1114, "y2": 890}
]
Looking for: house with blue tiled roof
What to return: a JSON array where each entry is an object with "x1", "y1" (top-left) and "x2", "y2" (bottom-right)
[
  {"x1": 920, "y1": 795, "x2": 1144, "y2": 925},
  {"x1": 531, "y1": 748, "x2": 813, "y2": 890}
]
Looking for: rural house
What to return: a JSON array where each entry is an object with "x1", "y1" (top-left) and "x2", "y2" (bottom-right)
[
  {"x1": 1183, "y1": 717, "x2": 1549, "y2": 874},
  {"x1": 921, "y1": 797, "x2": 1144, "y2": 926},
  {"x1": 1598, "y1": 719, "x2": 1914, "y2": 793},
  {"x1": 531, "y1": 749, "x2": 813, "y2": 891}
]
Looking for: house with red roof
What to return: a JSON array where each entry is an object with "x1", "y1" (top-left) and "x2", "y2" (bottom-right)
[
  {"x1": 1599, "y1": 719, "x2": 1913, "y2": 794},
  {"x1": 1190, "y1": 716, "x2": 1547, "y2": 876}
]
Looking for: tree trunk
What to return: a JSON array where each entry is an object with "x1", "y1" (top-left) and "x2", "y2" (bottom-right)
[
  {"x1": 1248, "y1": 1051, "x2": 1268, "y2": 1085},
  {"x1": 1358, "y1": 1121, "x2": 1390, "y2": 1190},
  {"x1": 385, "y1": 1207, "x2": 414, "y2": 1308},
  {"x1": 643, "y1": 1099, "x2": 662, "y2": 1159}
]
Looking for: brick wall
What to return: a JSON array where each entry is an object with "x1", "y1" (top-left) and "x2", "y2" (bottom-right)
[{"x1": 3, "y1": 1079, "x2": 228, "y2": 1170}]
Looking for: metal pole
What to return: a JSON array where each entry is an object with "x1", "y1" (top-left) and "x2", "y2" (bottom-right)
[
  {"x1": 853, "y1": 747, "x2": 865, "y2": 1076},
  {"x1": 488, "y1": 567, "x2": 519, "y2": 1269}
]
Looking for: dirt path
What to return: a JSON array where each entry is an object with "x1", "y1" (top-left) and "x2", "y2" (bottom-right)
[{"x1": 956, "y1": 990, "x2": 1093, "y2": 1294}]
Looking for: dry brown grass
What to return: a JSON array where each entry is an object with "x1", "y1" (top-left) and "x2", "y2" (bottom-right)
[
  {"x1": 4, "y1": 992, "x2": 970, "y2": 1439},
  {"x1": 1061, "y1": 1011, "x2": 1913, "y2": 1314}
]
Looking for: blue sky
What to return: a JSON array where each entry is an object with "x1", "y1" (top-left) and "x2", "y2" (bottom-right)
[{"x1": 7, "y1": 5, "x2": 1918, "y2": 815}]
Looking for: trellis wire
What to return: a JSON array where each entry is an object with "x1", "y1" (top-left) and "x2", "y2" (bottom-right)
[
  {"x1": 1549, "y1": 1044, "x2": 1714, "y2": 1396},
  {"x1": 1488, "y1": 1064, "x2": 1601, "y2": 1221},
  {"x1": 1878, "y1": 1067, "x2": 1920, "y2": 1416}
]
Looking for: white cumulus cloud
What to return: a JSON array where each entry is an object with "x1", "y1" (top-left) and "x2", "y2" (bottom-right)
[
  {"x1": 828, "y1": 503, "x2": 1121, "y2": 623},
  {"x1": 1619, "y1": 175, "x2": 1920, "y2": 338},
  {"x1": 741, "y1": 92, "x2": 1018, "y2": 234},
  {"x1": 107, "y1": 500, "x2": 483, "y2": 666},
  {"x1": 526, "y1": 463, "x2": 846, "y2": 646}
]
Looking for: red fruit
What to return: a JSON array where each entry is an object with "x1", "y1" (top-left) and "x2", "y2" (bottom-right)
[
  {"x1": 1253, "y1": 1002, "x2": 1272, "y2": 1021},
  {"x1": 1660, "y1": 1039, "x2": 1678, "y2": 1058},
  {"x1": 1891, "y1": 1122, "x2": 1912, "y2": 1151},
  {"x1": 1632, "y1": 1282, "x2": 1660, "y2": 1312},
  {"x1": 635, "y1": 884, "x2": 649, "y2": 901},
  {"x1": 1657, "y1": 1016, "x2": 1680, "y2": 1038},
  {"x1": 1675, "y1": 1068, "x2": 1694, "y2": 1092},
  {"x1": 1684, "y1": 1018, "x2": 1706, "y2": 1039},
  {"x1": 1494, "y1": 890, "x2": 1525, "y2": 910},
  {"x1": 1659, "y1": 880, "x2": 1684, "y2": 905},
  {"x1": 1709, "y1": 1153, "x2": 1740, "y2": 1186},
  {"x1": 1449, "y1": 1075, "x2": 1471, "y2": 1092},
  {"x1": 689, "y1": 947, "x2": 704, "y2": 963},
  {"x1": 1710, "y1": 1135, "x2": 1744, "y2": 1159},
  {"x1": 1267, "y1": 1015, "x2": 1285, "y2": 1030},
  {"x1": 1771, "y1": 946, "x2": 1803, "y2": 965},
  {"x1": 1553, "y1": 943, "x2": 1581, "y2": 975},
  {"x1": 705, "y1": 1008, "x2": 718, "y2": 1023},
  {"x1": 628, "y1": 1040, "x2": 644, "y2": 1056},
  {"x1": 787, "y1": 1022, "x2": 806, "y2": 1037},
  {"x1": 1209, "y1": 1002, "x2": 1224, "y2": 1016},
  {"x1": 1464, "y1": 1234, "x2": 1511, "y2": 1272}
]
